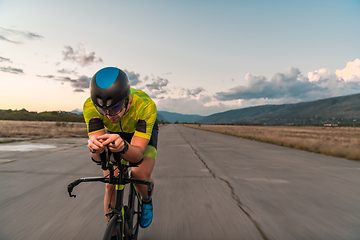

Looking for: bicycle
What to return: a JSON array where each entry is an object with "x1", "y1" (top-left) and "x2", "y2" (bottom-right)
[{"x1": 67, "y1": 146, "x2": 154, "y2": 240}]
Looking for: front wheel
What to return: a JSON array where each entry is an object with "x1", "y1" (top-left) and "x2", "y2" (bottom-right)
[
  {"x1": 103, "y1": 215, "x2": 122, "y2": 240},
  {"x1": 124, "y1": 184, "x2": 141, "y2": 240}
]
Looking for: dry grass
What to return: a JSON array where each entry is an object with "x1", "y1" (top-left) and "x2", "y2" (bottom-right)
[
  {"x1": 0, "y1": 120, "x2": 88, "y2": 140},
  {"x1": 185, "y1": 124, "x2": 360, "y2": 161}
]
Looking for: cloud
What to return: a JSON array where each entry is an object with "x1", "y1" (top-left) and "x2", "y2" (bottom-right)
[
  {"x1": 153, "y1": 59, "x2": 360, "y2": 115},
  {"x1": 38, "y1": 67, "x2": 169, "y2": 95},
  {"x1": 156, "y1": 97, "x2": 216, "y2": 115},
  {"x1": 182, "y1": 87, "x2": 205, "y2": 97},
  {"x1": 0, "y1": 56, "x2": 12, "y2": 63},
  {"x1": 306, "y1": 60, "x2": 360, "y2": 98},
  {"x1": 37, "y1": 74, "x2": 55, "y2": 78},
  {"x1": 70, "y1": 75, "x2": 90, "y2": 89},
  {"x1": 215, "y1": 67, "x2": 323, "y2": 101},
  {"x1": 124, "y1": 70, "x2": 141, "y2": 86},
  {"x1": 0, "y1": 27, "x2": 43, "y2": 44},
  {"x1": 308, "y1": 60, "x2": 360, "y2": 88},
  {"x1": 58, "y1": 68, "x2": 78, "y2": 75},
  {"x1": 74, "y1": 89, "x2": 85, "y2": 92},
  {"x1": 308, "y1": 68, "x2": 331, "y2": 82},
  {"x1": 146, "y1": 77, "x2": 169, "y2": 90},
  {"x1": 335, "y1": 59, "x2": 360, "y2": 82},
  {"x1": 38, "y1": 74, "x2": 90, "y2": 91},
  {"x1": 197, "y1": 94, "x2": 213, "y2": 104},
  {"x1": 62, "y1": 44, "x2": 103, "y2": 67},
  {"x1": 215, "y1": 60, "x2": 360, "y2": 107},
  {"x1": 153, "y1": 85, "x2": 219, "y2": 115},
  {"x1": 145, "y1": 77, "x2": 170, "y2": 97},
  {"x1": 0, "y1": 35, "x2": 19, "y2": 44},
  {"x1": 308, "y1": 72, "x2": 360, "y2": 99},
  {"x1": 0, "y1": 66, "x2": 24, "y2": 74}
]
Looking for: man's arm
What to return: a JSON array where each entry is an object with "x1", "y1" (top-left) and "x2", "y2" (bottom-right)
[
  {"x1": 87, "y1": 130, "x2": 106, "y2": 162},
  {"x1": 98, "y1": 134, "x2": 149, "y2": 163}
]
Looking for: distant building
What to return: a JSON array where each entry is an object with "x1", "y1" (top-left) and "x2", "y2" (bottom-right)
[{"x1": 324, "y1": 124, "x2": 338, "y2": 127}]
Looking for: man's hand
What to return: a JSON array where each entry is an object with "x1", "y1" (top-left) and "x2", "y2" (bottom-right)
[
  {"x1": 98, "y1": 134, "x2": 127, "y2": 153},
  {"x1": 87, "y1": 134, "x2": 105, "y2": 154}
]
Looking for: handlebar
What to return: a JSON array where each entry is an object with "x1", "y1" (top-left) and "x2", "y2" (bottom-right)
[
  {"x1": 67, "y1": 144, "x2": 148, "y2": 198},
  {"x1": 67, "y1": 177, "x2": 110, "y2": 198},
  {"x1": 67, "y1": 176, "x2": 152, "y2": 198},
  {"x1": 67, "y1": 179, "x2": 82, "y2": 198}
]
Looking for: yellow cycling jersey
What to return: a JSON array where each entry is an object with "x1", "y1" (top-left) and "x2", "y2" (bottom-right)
[{"x1": 83, "y1": 88, "x2": 157, "y2": 141}]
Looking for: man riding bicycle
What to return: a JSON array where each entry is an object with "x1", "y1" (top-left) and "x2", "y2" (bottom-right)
[{"x1": 83, "y1": 66, "x2": 158, "y2": 229}]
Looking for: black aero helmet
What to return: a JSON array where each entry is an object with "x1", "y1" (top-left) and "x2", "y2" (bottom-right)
[{"x1": 90, "y1": 67, "x2": 130, "y2": 109}]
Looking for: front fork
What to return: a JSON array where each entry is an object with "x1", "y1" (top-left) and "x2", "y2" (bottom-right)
[
  {"x1": 106, "y1": 183, "x2": 125, "y2": 216},
  {"x1": 106, "y1": 184, "x2": 126, "y2": 238}
]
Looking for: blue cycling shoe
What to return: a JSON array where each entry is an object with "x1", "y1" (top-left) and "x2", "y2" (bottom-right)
[{"x1": 140, "y1": 199, "x2": 153, "y2": 228}]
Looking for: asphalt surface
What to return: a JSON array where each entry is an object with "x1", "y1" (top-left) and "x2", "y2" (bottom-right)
[{"x1": 0, "y1": 124, "x2": 359, "y2": 240}]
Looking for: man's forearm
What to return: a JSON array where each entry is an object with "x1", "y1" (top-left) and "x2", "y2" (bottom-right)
[
  {"x1": 121, "y1": 144, "x2": 144, "y2": 163},
  {"x1": 91, "y1": 152, "x2": 102, "y2": 162}
]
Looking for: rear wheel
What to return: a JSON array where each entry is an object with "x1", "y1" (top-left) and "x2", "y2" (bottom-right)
[
  {"x1": 103, "y1": 215, "x2": 122, "y2": 240},
  {"x1": 124, "y1": 184, "x2": 141, "y2": 240}
]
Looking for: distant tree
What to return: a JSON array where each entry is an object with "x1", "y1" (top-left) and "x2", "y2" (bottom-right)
[{"x1": 0, "y1": 109, "x2": 84, "y2": 122}]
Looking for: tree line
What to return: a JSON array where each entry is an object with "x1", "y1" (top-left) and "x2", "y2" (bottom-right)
[{"x1": 0, "y1": 109, "x2": 84, "y2": 122}]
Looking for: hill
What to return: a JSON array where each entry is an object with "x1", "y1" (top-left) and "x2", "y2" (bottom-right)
[
  {"x1": 0, "y1": 108, "x2": 204, "y2": 124},
  {"x1": 2, "y1": 93, "x2": 359, "y2": 125},
  {"x1": 0, "y1": 109, "x2": 84, "y2": 122},
  {"x1": 157, "y1": 111, "x2": 204, "y2": 123},
  {"x1": 199, "y1": 93, "x2": 360, "y2": 125}
]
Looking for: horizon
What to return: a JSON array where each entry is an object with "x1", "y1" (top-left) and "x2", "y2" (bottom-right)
[
  {"x1": 1, "y1": 0, "x2": 359, "y2": 115},
  {"x1": 2, "y1": 91, "x2": 359, "y2": 117}
]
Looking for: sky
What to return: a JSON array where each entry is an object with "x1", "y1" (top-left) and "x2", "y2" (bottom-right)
[{"x1": 0, "y1": 0, "x2": 359, "y2": 116}]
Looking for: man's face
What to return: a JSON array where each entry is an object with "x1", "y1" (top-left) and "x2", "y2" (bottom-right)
[
  {"x1": 106, "y1": 107, "x2": 126, "y2": 123},
  {"x1": 95, "y1": 96, "x2": 131, "y2": 123}
]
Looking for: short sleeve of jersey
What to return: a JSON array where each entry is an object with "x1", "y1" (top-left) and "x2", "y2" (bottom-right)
[
  {"x1": 83, "y1": 97, "x2": 105, "y2": 134},
  {"x1": 82, "y1": 89, "x2": 157, "y2": 139},
  {"x1": 134, "y1": 101, "x2": 157, "y2": 140}
]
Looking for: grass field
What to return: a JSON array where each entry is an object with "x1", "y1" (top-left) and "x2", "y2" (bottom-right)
[
  {"x1": 1, "y1": 120, "x2": 359, "y2": 161},
  {"x1": 0, "y1": 120, "x2": 88, "y2": 141},
  {"x1": 185, "y1": 124, "x2": 360, "y2": 161}
]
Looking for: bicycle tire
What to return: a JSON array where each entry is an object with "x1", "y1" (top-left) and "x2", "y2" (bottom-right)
[
  {"x1": 125, "y1": 184, "x2": 141, "y2": 240},
  {"x1": 103, "y1": 215, "x2": 122, "y2": 240}
]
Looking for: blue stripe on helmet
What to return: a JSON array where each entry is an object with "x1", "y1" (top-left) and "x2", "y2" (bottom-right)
[{"x1": 96, "y1": 67, "x2": 120, "y2": 89}]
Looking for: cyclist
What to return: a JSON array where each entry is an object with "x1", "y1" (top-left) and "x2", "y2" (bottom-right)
[{"x1": 83, "y1": 66, "x2": 158, "y2": 228}]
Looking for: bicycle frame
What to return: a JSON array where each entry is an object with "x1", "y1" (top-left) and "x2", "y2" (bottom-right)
[{"x1": 67, "y1": 149, "x2": 153, "y2": 240}]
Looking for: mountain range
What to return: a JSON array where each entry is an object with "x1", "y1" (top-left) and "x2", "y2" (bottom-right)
[
  {"x1": 158, "y1": 93, "x2": 360, "y2": 125},
  {"x1": 157, "y1": 111, "x2": 204, "y2": 123},
  {"x1": 70, "y1": 93, "x2": 360, "y2": 125}
]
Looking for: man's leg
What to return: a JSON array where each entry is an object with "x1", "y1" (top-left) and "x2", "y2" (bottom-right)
[
  {"x1": 131, "y1": 156, "x2": 155, "y2": 198},
  {"x1": 103, "y1": 168, "x2": 119, "y2": 223},
  {"x1": 131, "y1": 156, "x2": 155, "y2": 228}
]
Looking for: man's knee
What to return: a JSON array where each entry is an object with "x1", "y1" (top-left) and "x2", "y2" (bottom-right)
[
  {"x1": 132, "y1": 158, "x2": 155, "y2": 180},
  {"x1": 132, "y1": 168, "x2": 151, "y2": 180},
  {"x1": 105, "y1": 183, "x2": 114, "y2": 193}
]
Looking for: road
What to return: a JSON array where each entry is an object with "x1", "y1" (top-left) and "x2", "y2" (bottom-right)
[{"x1": 0, "y1": 124, "x2": 359, "y2": 239}]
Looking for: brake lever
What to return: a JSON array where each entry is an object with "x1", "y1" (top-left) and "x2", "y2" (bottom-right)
[{"x1": 67, "y1": 179, "x2": 82, "y2": 198}]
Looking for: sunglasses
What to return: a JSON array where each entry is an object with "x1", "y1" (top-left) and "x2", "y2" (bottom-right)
[{"x1": 95, "y1": 99, "x2": 128, "y2": 116}]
